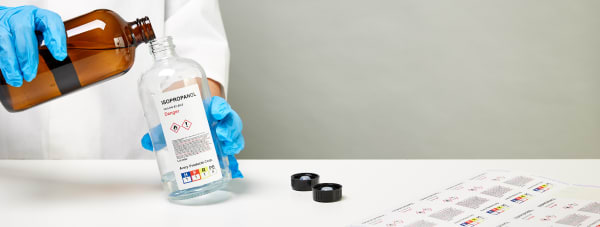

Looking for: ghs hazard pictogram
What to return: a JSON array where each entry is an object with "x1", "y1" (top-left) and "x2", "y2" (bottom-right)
[
  {"x1": 170, "y1": 122, "x2": 181, "y2": 133},
  {"x1": 182, "y1": 120, "x2": 192, "y2": 130}
]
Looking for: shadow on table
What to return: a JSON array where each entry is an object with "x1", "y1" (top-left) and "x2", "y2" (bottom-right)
[
  {"x1": 0, "y1": 166, "x2": 163, "y2": 202},
  {"x1": 169, "y1": 179, "x2": 251, "y2": 206},
  {"x1": 0, "y1": 166, "x2": 250, "y2": 206}
]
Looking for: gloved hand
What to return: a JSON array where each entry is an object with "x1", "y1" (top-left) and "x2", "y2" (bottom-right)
[
  {"x1": 0, "y1": 5, "x2": 67, "y2": 87},
  {"x1": 141, "y1": 96, "x2": 245, "y2": 178}
]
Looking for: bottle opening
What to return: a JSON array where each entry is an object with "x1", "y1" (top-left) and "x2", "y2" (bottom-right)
[
  {"x1": 137, "y1": 17, "x2": 156, "y2": 42},
  {"x1": 150, "y1": 36, "x2": 176, "y2": 60},
  {"x1": 129, "y1": 17, "x2": 156, "y2": 45}
]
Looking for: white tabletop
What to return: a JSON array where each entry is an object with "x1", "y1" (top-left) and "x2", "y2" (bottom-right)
[{"x1": 0, "y1": 160, "x2": 598, "y2": 227}]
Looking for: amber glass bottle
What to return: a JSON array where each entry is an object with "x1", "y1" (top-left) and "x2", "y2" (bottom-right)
[{"x1": 0, "y1": 9, "x2": 155, "y2": 112}]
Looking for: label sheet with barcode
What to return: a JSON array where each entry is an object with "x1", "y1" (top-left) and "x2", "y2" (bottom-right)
[{"x1": 350, "y1": 170, "x2": 600, "y2": 227}]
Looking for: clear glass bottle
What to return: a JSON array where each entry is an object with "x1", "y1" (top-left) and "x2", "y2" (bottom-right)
[{"x1": 138, "y1": 37, "x2": 231, "y2": 200}]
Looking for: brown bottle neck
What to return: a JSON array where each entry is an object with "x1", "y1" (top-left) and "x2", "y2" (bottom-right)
[{"x1": 128, "y1": 17, "x2": 155, "y2": 46}]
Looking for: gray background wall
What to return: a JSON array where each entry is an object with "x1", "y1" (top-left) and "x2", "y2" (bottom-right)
[{"x1": 220, "y1": 0, "x2": 600, "y2": 159}]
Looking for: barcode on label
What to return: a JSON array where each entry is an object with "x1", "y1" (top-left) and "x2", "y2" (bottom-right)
[
  {"x1": 405, "y1": 220, "x2": 437, "y2": 227},
  {"x1": 481, "y1": 185, "x2": 512, "y2": 198},
  {"x1": 456, "y1": 196, "x2": 489, "y2": 209},
  {"x1": 429, "y1": 208, "x2": 463, "y2": 221},
  {"x1": 555, "y1": 214, "x2": 590, "y2": 226},
  {"x1": 579, "y1": 202, "x2": 600, "y2": 214},
  {"x1": 504, "y1": 176, "x2": 534, "y2": 187}
]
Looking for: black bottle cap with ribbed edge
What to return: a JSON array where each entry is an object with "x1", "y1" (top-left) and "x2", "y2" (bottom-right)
[
  {"x1": 291, "y1": 173, "x2": 320, "y2": 191},
  {"x1": 313, "y1": 183, "x2": 342, "y2": 202}
]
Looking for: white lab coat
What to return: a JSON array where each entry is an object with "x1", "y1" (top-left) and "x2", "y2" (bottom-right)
[{"x1": 0, "y1": 0, "x2": 230, "y2": 159}]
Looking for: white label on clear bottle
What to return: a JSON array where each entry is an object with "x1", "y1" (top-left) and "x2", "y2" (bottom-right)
[{"x1": 153, "y1": 84, "x2": 222, "y2": 190}]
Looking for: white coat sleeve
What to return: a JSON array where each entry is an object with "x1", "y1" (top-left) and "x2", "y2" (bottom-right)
[{"x1": 164, "y1": 0, "x2": 230, "y2": 94}]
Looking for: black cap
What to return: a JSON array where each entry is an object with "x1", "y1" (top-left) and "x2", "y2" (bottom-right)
[
  {"x1": 313, "y1": 183, "x2": 342, "y2": 202},
  {"x1": 291, "y1": 173, "x2": 320, "y2": 191}
]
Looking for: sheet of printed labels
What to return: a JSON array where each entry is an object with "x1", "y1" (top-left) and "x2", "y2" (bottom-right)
[{"x1": 351, "y1": 170, "x2": 600, "y2": 227}]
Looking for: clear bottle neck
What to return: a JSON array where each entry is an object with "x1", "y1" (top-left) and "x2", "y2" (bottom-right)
[{"x1": 149, "y1": 37, "x2": 177, "y2": 61}]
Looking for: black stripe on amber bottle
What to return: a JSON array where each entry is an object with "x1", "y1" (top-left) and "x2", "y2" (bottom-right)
[{"x1": 38, "y1": 49, "x2": 81, "y2": 94}]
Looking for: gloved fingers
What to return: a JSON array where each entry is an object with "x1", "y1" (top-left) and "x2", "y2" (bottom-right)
[
  {"x1": 33, "y1": 7, "x2": 67, "y2": 61},
  {"x1": 221, "y1": 133, "x2": 245, "y2": 156},
  {"x1": 9, "y1": 6, "x2": 39, "y2": 82},
  {"x1": 0, "y1": 26, "x2": 23, "y2": 87},
  {"x1": 215, "y1": 107, "x2": 243, "y2": 143},
  {"x1": 140, "y1": 124, "x2": 167, "y2": 152},
  {"x1": 140, "y1": 124, "x2": 166, "y2": 152},
  {"x1": 227, "y1": 155, "x2": 243, "y2": 178},
  {"x1": 149, "y1": 124, "x2": 166, "y2": 151},
  {"x1": 141, "y1": 133, "x2": 153, "y2": 151},
  {"x1": 210, "y1": 96, "x2": 244, "y2": 155},
  {"x1": 210, "y1": 96, "x2": 232, "y2": 121}
]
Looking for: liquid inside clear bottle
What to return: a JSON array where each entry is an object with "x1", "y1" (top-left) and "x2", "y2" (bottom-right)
[{"x1": 138, "y1": 37, "x2": 231, "y2": 201}]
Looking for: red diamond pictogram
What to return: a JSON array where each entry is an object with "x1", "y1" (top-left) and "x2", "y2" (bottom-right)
[
  {"x1": 170, "y1": 123, "x2": 181, "y2": 133},
  {"x1": 182, "y1": 120, "x2": 192, "y2": 130}
]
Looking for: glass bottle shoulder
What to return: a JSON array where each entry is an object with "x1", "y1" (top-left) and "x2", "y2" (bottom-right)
[
  {"x1": 64, "y1": 9, "x2": 130, "y2": 49},
  {"x1": 138, "y1": 57, "x2": 207, "y2": 94}
]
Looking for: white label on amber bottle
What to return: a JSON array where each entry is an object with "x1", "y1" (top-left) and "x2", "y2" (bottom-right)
[{"x1": 153, "y1": 84, "x2": 222, "y2": 190}]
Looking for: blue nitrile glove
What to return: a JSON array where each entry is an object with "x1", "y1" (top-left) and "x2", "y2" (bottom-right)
[
  {"x1": 0, "y1": 5, "x2": 67, "y2": 87},
  {"x1": 141, "y1": 96, "x2": 245, "y2": 178}
]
